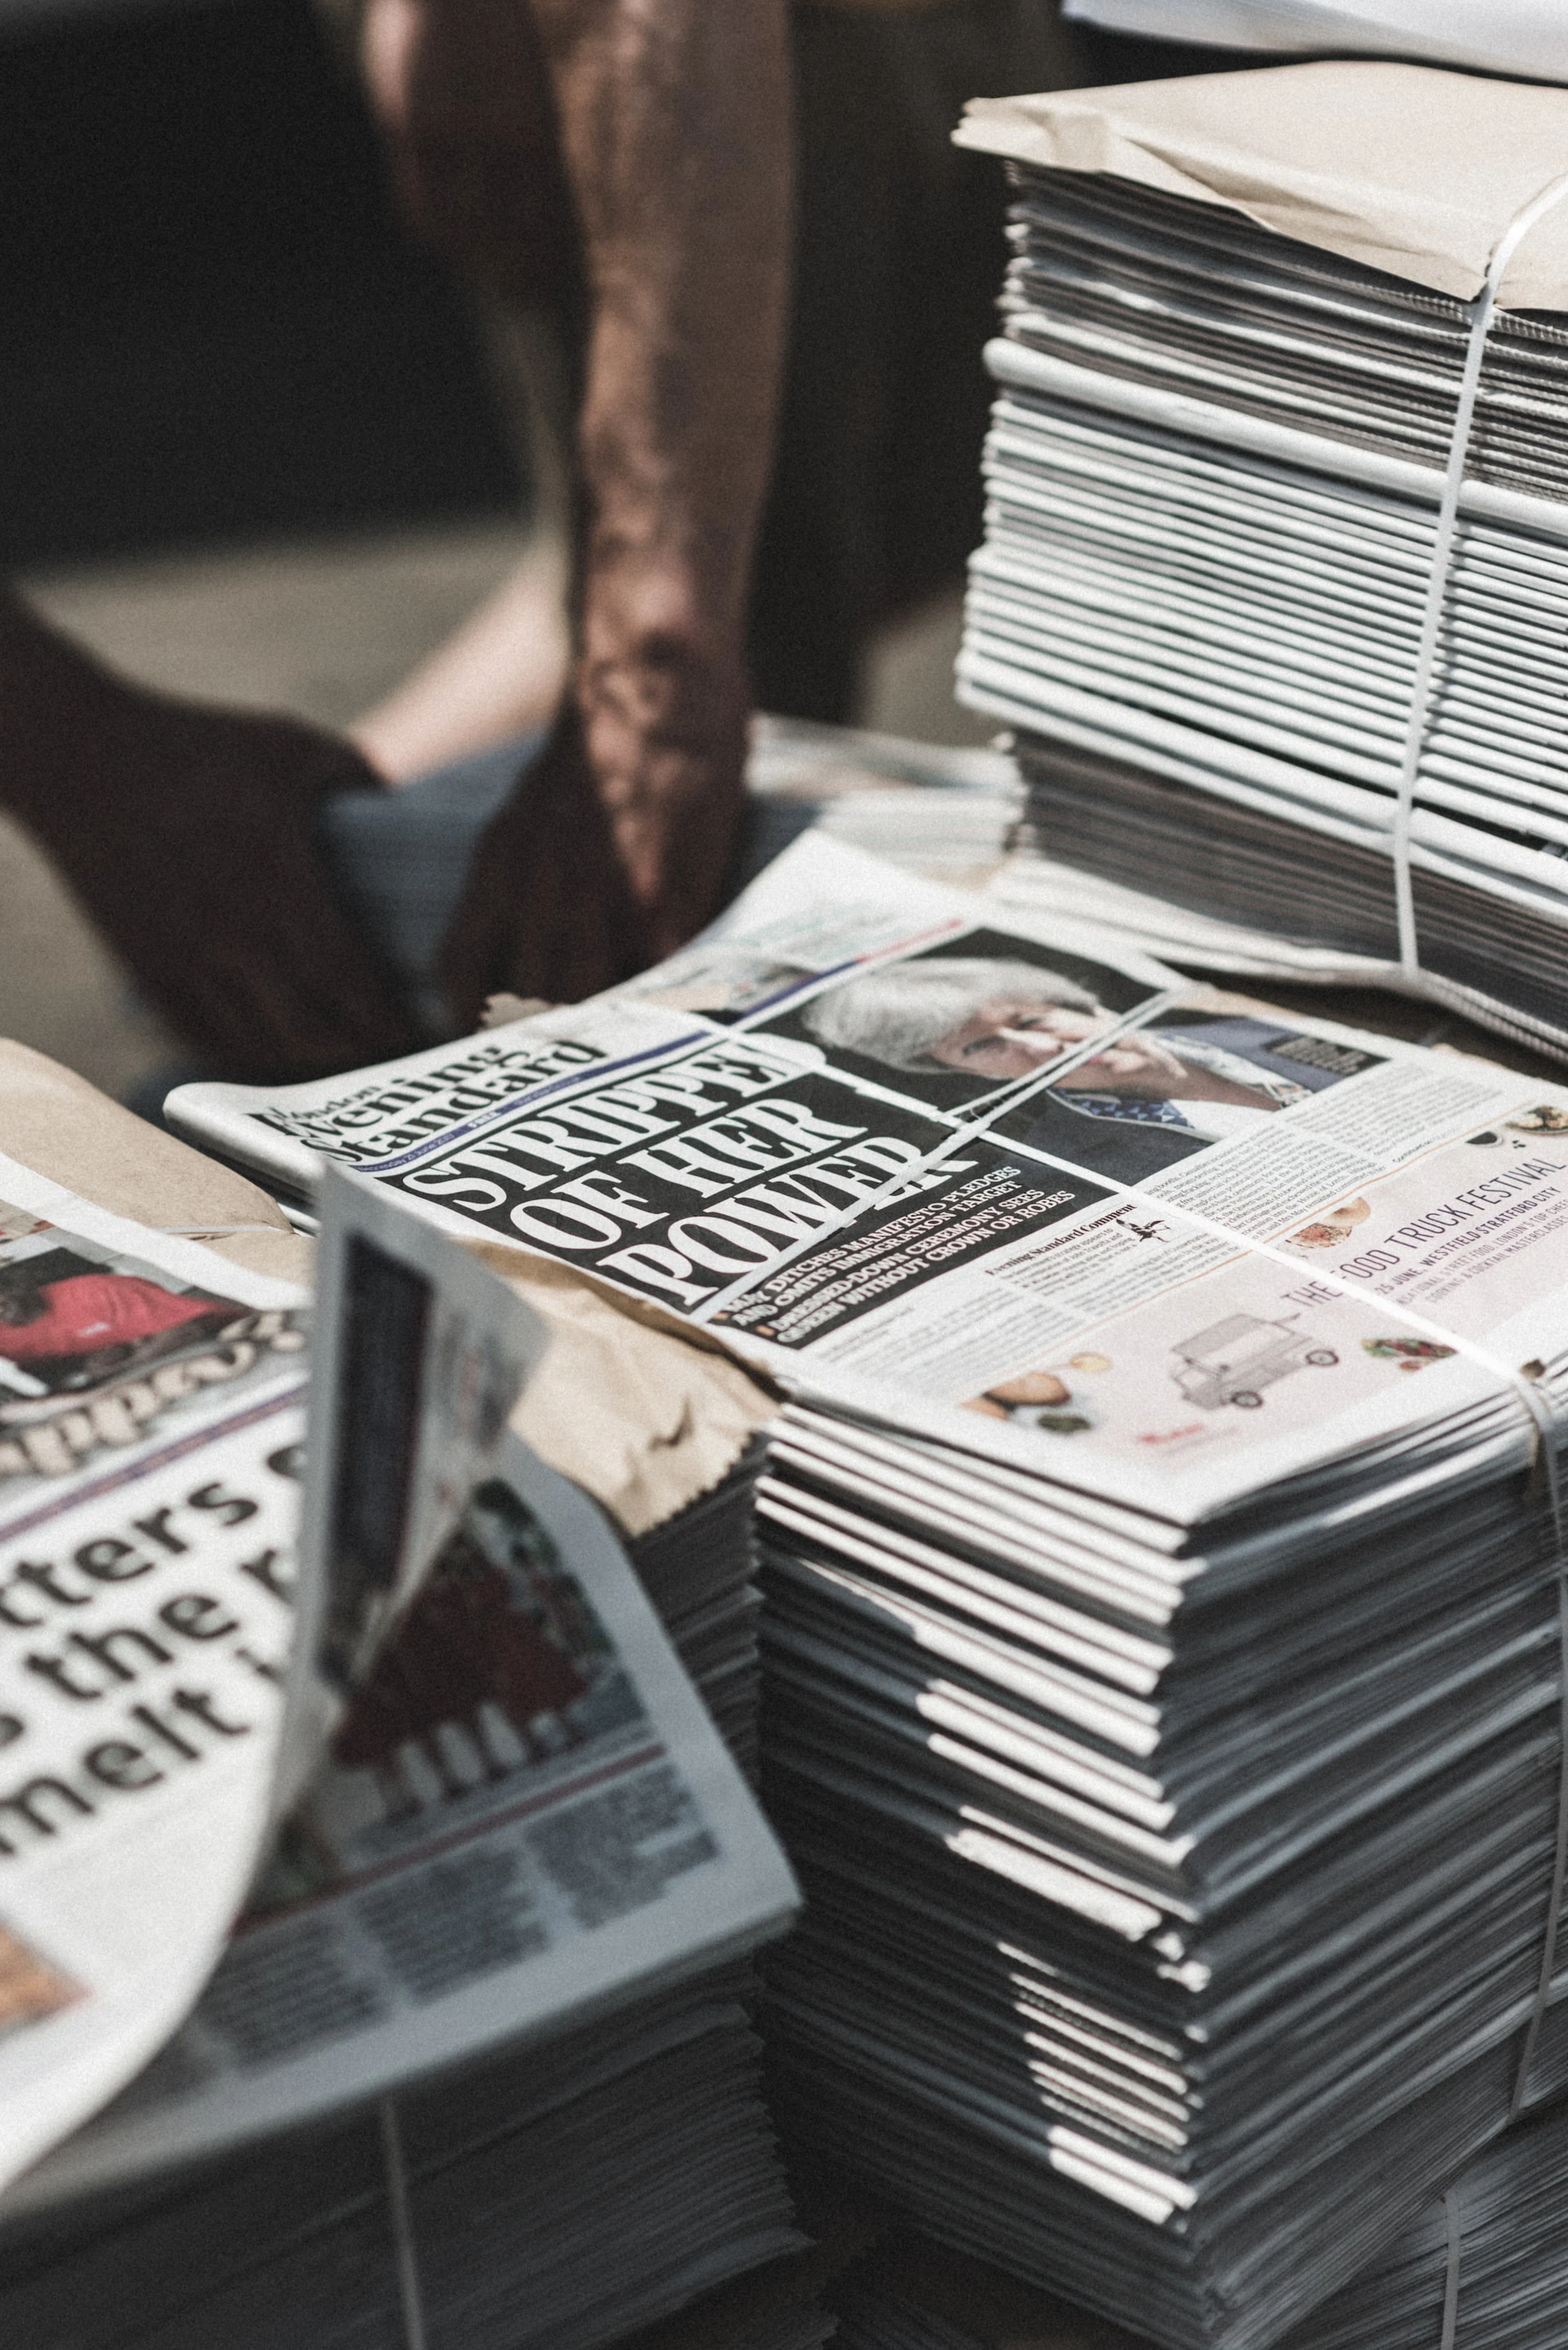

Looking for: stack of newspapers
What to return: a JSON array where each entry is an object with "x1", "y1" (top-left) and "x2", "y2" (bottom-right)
[
  {"x1": 832, "y1": 2092, "x2": 1568, "y2": 2350},
  {"x1": 951, "y1": 65, "x2": 1568, "y2": 1060},
  {"x1": 630, "y1": 1435, "x2": 769, "y2": 1777},
  {"x1": 0, "y1": 1162, "x2": 801, "y2": 2350},
  {"x1": 1283, "y1": 2094, "x2": 1568, "y2": 2350},
  {"x1": 167, "y1": 832, "x2": 1568, "y2": 2348}
]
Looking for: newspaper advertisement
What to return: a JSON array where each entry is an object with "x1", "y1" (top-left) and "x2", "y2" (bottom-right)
[
  {"x1": 23, "y1": 1430, "x2": 800, "y2": 2206},
  {"x1": 0, "y1": 1156, "x2": 308, "y2": 2196},
  {"x1": 167, "y1": 833, "x2": 1568, "y2": 1521}
]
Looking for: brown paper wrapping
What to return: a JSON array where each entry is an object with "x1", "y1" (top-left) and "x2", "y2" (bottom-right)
[
  {"x1": 463, "y1": 1244, "x2": 777, "y2": 1540},
  {"x1": 0, "y1": 1043, "x2": 775, "y2": 1541},
  {"x1": 0, "y1": 1041, "x2": 311, "y2": 1286},
  {"x1": 956, "y1": 62, "x2": 1568, "y2": 309}
]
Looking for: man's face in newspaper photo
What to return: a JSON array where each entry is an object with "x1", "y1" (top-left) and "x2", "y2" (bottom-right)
[
  {"x1": 801, "y1": 954, "x2": 1215, "y2": 1098},
  {"x1": 921, "y1": 992, "x2": 1110, "y2": 1082},
  {"x1": 801, "y1": 955, "x2": 1125, "y2": 1087}
]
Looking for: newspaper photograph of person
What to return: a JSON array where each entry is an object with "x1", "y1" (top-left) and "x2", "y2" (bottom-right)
[
  {"x1": 317, "y1": 1475, "x2": 623, "y2": 1836},
  {"x1": 997, "y1": 1007, "x2": 1383, "y2": 1183},
  {"x1": 767, "y1": 929, "x2": 1160, "y2": 1115},
  {"x1": 0, "y1": 1200, "x2": 305, "y2": 1490},
  {"x1": 787, "y1": 953, "x2": 1384, "y2": 1181}
]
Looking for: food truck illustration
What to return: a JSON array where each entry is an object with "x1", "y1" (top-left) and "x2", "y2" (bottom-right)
[{"x1": 1169, "y1": 1313, "x2": 1338, "y2": 1411}]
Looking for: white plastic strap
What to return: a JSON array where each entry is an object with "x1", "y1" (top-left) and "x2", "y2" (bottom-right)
[
  {"x1": 380, "y1": 2098, "x2": 430, "y2": 2350},
  {"x1": 1507, "y1": 1409, "x2": 1568, "y2": 2124},
  {"x1": 1439, "y1": 2188, "x2": 1463, "y2": 2350},
  {"x1": 1392, "y1": 170, "x2": 1568, "y2": 979}
]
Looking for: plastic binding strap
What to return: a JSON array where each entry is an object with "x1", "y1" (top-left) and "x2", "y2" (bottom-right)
[
  {"x1": 1433, "y1": 1376, "x2": 1568, "y2": 2350},
  {"x1": 1381, "y1": 171, "x2": 1568, "y2": 2349},
  {"x1": 1439, "y1": 2187, "x2": 1463, "y2": 2350},
  {"x1": 904, "y1": 1072, "x2": 1568, "y2": 2350},
  {"x1": 1391, "y1": 170, "x2": 1568, "y2": 980},
  {"x1": 381, "y1": 2097, "x2": 430, "y2": 2350}
]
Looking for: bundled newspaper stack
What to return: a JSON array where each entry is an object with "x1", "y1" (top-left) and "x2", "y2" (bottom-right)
[
  {"x1": 1280, "y1": 2094, "x2": 1568, "y2": 2350},
  {"x1": 951, "y1": 65, "x2": 1568, "y2": 1062},
  {"x1": 831, "y1": 2092, "x2": 1568, "y2": 2350},
  {"x1": 167, "y1": 833, "x2": 1568, "y2": 2348},
  {"x1": 626, "y1": 1435, "x2": 768, "y2": 1775},
  {"x1": 492, "y1": 1251, "x2": 780, "y2": 1787},
  {"x1": 0, "y1": 1148, "x2": 801, "y2": 2350}
]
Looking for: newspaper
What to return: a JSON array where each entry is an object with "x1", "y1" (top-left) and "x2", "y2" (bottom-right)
[
  {"x1": 0, "y1": 1166, "x2": 795, "y2": 2215},
  {"x1": 278, "y1": 1164, "x2": 545, "y2": 1808},
  {"x1": 1062, "y1": 0, "x2": 1568, "y2": 89},
  {"x1": 167, "y1": 832, "x2": 1568, "y2": 1526},
  {"x1": 0, "y1": 1163, "x2": 541, "y2": 2205},
  {"x1": 0, "y1": 1157, "x2": 310, "y2": 2196},
  {"x1": 20, "y1": 1427, "x2": 800, "y2": 2207},
  {"x1": 942, "y1": 82, "x2": 1568, "y2": 1064},
  {"x1": 954, "y1": 62, "x2": 1568, "y2": 309}
]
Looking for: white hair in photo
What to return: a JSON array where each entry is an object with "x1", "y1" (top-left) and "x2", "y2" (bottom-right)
[{"x1": 800, "y1": 956, "x2": 1101, "y2": 1071}]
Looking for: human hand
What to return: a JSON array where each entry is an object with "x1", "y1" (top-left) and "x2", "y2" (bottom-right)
[
  {"x1": 577, "y1": 564, "x2": 750, "y2": 963},
  {"x1": 0, "y1": 596, "x2": 421, "y2": 1082},
  {"x1": 1058, "y1": 1034, "x2": 1190, "y2": 1100},
  {"x1": 437, "y1": 701, "x2": 645, "y2": 1021},
  {"x1": 438, "y1": 591, "x2": 748, "y2": 1022}
]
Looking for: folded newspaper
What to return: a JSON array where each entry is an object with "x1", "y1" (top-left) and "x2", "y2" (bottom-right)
[
  {"x1": 168, "y1": 832, "x2": 1568, "y2": 2347},
  {"x1": 951, "y1": 65, "x2": 1568, "y2": 1063},
  {"x1": 1061, "y1": 1, "x2": 1568, "y2": 87},
  {"x1": 0, "y1": 1162, "x2": 314, "y2": 2196},
  {"x1": 0, "y1": 1156, "x2": 800, "y2": 2350}
]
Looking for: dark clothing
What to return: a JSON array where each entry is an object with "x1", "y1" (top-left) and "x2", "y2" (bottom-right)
[
  {"x1": 1006, "y1": 1092, "x2": 1205, "y2": 1181},
  {"x1": 1153, "y1": 1016, "x2": 1375, "y2": 1094},
  {"x1": 750, "y1": 2, "x2": 1076, "y2": 723},
  {"x1": 749, "y1": 6, "x2": 1231, "y2": 722}
]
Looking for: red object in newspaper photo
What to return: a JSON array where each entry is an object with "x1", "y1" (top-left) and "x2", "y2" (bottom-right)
[
  {"x1": 331, "y1": 1492, "x2": 605, "y2": 1826},
  {"x1": 0, "y1": 1269, "x2": 225, "y2": 1367}
]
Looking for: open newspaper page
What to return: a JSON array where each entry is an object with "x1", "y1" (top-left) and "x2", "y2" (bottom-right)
[
  {"x1": 20, "y1": 1425, "x2": 800, "y2": 2207},
  {"x1": 0, "y1": 1157, "x2": 308, "y2": 2195},
  {"x1": 167, "y1": 833, "x2": 1568, "y2": 1523}
]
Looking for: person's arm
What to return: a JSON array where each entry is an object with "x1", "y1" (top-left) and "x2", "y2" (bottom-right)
[
  {"x1": 0, "y1": 590, "x2": 420, "y2": 1081},
  {"x1": 438, "y1": 0, "x2": 794, "y2": 1015}
]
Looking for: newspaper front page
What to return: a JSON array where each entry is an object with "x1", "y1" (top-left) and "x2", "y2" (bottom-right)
[
  {"x1": 0, "y1": 1157, "x2": 309, "y2": 2195},
  {"x1": 0, "y1": 1163, "x2": 547, "y2": 2204},
  {"x1": 168, "y1": 835, "x2": 1568, "y2": 1523},
  {"x1": 274, "y1": 1166, "x2": 546, "y2": 1816}
]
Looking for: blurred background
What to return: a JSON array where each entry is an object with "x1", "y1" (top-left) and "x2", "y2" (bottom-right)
[{"x1": 2, "y1": 0, "x2": 986, "y2": 1100}]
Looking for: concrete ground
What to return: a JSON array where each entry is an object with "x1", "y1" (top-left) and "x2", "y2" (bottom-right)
[{"x1": 10, "y1": 526, "x2": 988, "y2": 1101}]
